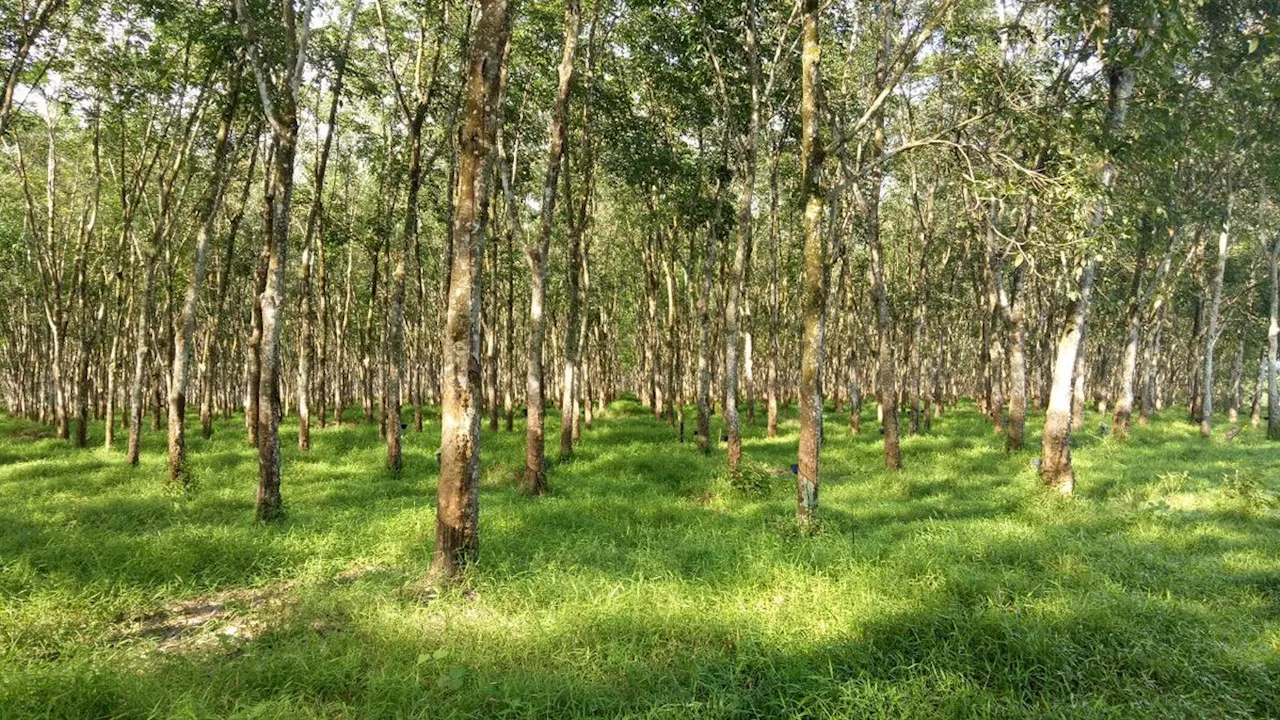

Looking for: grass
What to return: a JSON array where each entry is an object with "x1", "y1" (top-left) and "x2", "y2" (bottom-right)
[{"x1": 1, "y1": 399, "x2": 1278, "y2": 719}]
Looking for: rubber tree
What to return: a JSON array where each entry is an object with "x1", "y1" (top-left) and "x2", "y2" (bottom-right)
[{"x1": 430, "y1": 0, "x2": 513, "y2": 581}]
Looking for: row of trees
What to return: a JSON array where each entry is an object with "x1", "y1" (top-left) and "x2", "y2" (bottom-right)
[{"x1": 1, "y1": 0, "x2": 1278, "y2": 580}]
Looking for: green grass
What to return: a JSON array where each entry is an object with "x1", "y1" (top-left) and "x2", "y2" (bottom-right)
[{"x1": 2, "y1": 400, "x2": 1279, "y2": 718}]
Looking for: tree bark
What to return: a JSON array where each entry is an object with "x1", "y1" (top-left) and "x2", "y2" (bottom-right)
[
  {"x1": 796, "y1": 0, "x2": 824, "y2": 530},
  {"x1": 431, "y1": 0, "x2": 512, "y2": 581},
  {"x1": 524, "y1": 0, "x2": 579, "y2": 494},
  {"x1": 1200, "y1": 210, "x2": 1230, "y2": 438},
  {"x1": 235, "y1": 0, "x2": 314, "y2": 522},
  {"x1": 1268, "y1": 230, "x2": 1279, "y2": 440},
  {"x1": 169, "y1": 80, "x2": 238, "y2": 484},
  {"x1": 1112, "y1": 233, "x2": 1148, "y2": 437},
  {"x1": 1040, "y1": 51, "x2": 1139, "y2": 491},
  {"x1": 724, "y1": 0, "x2": 759, "y2": 471}
]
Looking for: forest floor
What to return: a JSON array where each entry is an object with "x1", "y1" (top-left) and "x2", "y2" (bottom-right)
[{"x1": 1, "y1": 399, "x2": 1279, "y2": 718}]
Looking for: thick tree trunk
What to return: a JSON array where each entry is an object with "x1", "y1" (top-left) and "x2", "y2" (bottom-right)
[
  {"x1": 235, "y1": 0, "x2": 312, "y2": 523},
  {"x1": 256, "y1": 132, "x2": 294, "y2": 522},
  {"x1": 1041, "y1": 260, "x2": 1094, "y2": 493},
  {"x1": 431, "y1": 0, "x2": 511, "y2": 581}
]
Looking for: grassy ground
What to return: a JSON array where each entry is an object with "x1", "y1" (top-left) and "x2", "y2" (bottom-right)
[{"x1": 1, "y1": 399, "x2": 1278, "y2": 719}]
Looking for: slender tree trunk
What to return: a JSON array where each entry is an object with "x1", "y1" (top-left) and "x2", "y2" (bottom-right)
[
  {"x1": 1113, "y1": 237, "x2": 1147, "y2": 437},
  {"x1": 1268, "y1": 231, "x2": 1279, "y2": 440},
  {"x1": 1200, "y1": 211, "x2": 1230, "y2": 438},
  {"x1": 524, "y1": 0, "x2": 578, "y2": 494},
  {"x1": 74, "y1": 121, "x2": 103, "y2": 448},
  {"x1": 724, "y1": 0, "x2": 759, "y2": 470},
  {"x1": 202, "y1": 142, "x2": 257, "y2": 439},
  {"x1": 695, "y1": 217, "x2": 718, "y2": 454},
  {"x1": 298, "y1": 40, "x2": 350, "y2": 451},
  {"x1": 1040, "y1": 53, "x2": 1139, "y2": 491},
  {"x1": 1227, "y1": 328, "x2": 1244, "y2": 425},
  {"x1": 169, "y1": 86, "x2": 237, "y2": 484},
  {"x1": 246, "y1": 243, "x2": 268, "y2": 446},
  {"x1": 766, "y1": 145, "x2": 781, "y2": 438},
  {"x1": 1006, "y1": 264, "x2": 1027, "y2": 451},
  {"x1": 796, "y1": 0, "x2": 824, "y2": 530},
  {"x1": 1250, "y1": 347, "x2": 1263, "y2": 428},
  {"x1": 560, "y1": 55, "x2": 594, "y2": 459},
  {"x1": 126, "y1": 255, "x2": 156, "y2": 465},
  {"x1": 387, "y1": 110, "x2": 426, "y2": 472}
]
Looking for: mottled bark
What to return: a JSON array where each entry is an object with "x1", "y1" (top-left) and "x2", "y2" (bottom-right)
[
  {"x1": 169, "y1": 82, "x2": 237, "y2": 484},
  {"x1": 724, "y1": 0, "x2": 759, "y2": 470},
  {"x1": 524, "y1": 0, "x2": 578, "y2": 494},
  {"x1": 235, "y1": 0, "x2": 314, "y2": 522},
  {"x1": 1040, "y1": 51, "x2": 1139, "y2": 491},
  {"x1": 796, "y1": 0, "x2": 824, "y2": 530},
  {"x1": 431, "y1": 0, "x2": 511, "y2": 581},
  {"x1": 1041, "y1": 260, "x2": 1094, "y2": 492}
]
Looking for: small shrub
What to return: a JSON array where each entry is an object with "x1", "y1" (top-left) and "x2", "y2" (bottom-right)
[
  {"x1": 1221, "y1": 468, "x2": 1273, "y2": 512},
  {"x1": 724, "y1": 461, "x2": 774, "y2": 497}
]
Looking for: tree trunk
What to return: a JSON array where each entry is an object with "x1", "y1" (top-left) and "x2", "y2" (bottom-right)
[
  {"x1": 724, "y1": 0, "x2": 759, "y2": 470},
  {"x1": 796, "y1": 0, "x2": 824, "y2": 530},
  {"x1": 524, "y1": 0, "x2": 579, "y2": 494},
  {"x1": 1041, "y1": 260, "x2": 1094, "y2": 493},
  {"x1": 560, "y1": 47, "x2": 594, "y2": 459},
  {"x1": 431, "y1": 0, "x2": 511, "y2": 581},
  {"x1": 1250, "y1": 347, "x2": 1263, "y2": 428},
  {"x1": 1227, "y1": 328, "x2": 1244, "y2": 425},
  {"x1": 202, "y1": 142, "x2": 257, "y2": 439},
  {"x1": 1112, "y1": 236, "x2": 1147, "y2": 437},
  {"x1": 126, "y1": 255, "x2": 156, "y2": 466},
  {"x1": 766, "y1": 144, "x2": 781, "y2": 438},
  {"x1": 169, "y1": 84, "x2": 237, "y2": 484},
  {"x1": 1200, "y1": 212, "x2": 1230, "y2": 438},
  {"x1": 1268, "y1": 231, "x2": 1279, "y2": 441},
  {"x1": 1040, "y1": 54, "x2": 1138, "y2": 491},
  {"x1": 695, "y1": 219, "x2": 717, "y2": 454},
  {"x1": 1006, "y1": 264, "x2": 1027, "y2": 451},
  {"x1": 235, "y1": 0, "x2": 313, "y2": 522}
]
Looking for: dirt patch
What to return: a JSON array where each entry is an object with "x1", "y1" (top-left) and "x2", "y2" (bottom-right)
[{"x1": 116, "y1": 582, "x2": 297, "y2": 655}]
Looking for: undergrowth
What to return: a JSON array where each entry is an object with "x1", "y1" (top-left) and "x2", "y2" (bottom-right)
[{"x1": 1, "y1": 401, "x2": 1278, "y2": 718}]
